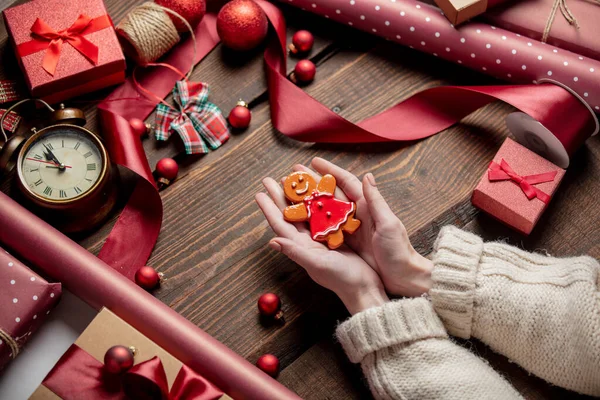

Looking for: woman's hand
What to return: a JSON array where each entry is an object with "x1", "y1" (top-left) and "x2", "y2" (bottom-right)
[
  {"x1": 255, "y1": 178, "x2": 389, "y2": 315},
  {"x1": 285, "y1": 158, "x2": 433, "y2": 298}
]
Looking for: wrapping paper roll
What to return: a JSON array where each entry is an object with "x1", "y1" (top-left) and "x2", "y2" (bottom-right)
[
  {"x1": 280, "y1": 0, "x2": 600, "y2": 112},
  {"x1": 0, "y1": 192, "x2": 301, "y2": 400}
]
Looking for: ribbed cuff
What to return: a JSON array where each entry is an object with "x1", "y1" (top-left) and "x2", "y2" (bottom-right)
[
  {"x1": 430, "y1": 226, "x2": 483, "y2": 339},
  {"x1": 335, "y1": 298, "x2": 447, "y2": 364}
]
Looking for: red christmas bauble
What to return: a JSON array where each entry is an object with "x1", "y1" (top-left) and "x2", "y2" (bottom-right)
[
  {"x1": 256, "y1": 354, "x2": 280, "y2": 378},
  {"x1": 135, "y1": 266, "x2": 161, "y2": 290},
  {"x1": 129, "y1": 118, "x2": 149, "y2": 137},
  {"x1": 257, "y1": 293, "x2": 283, "y2": 321},
  {"x1": 228, "y1": 102, "x2": 252, "y2": 129},
  {"x1": 216, "y1": 0, "x2": 268, "y2": 51},
  {"x1": 292, "y1": 60, "x2": 316, "y2": 84},
  {"x1": 104, "y1": 345, "x2": 134, "y2": 374},
  {"x1": 156, "y1": 158, "x2": 179, "y2": 181},
  {"x1": 155, "y1": 0, "x2": 206, "y2": 32},
  {"x1": 289, "y1": 30, "x2": 314, "y2": 54}
]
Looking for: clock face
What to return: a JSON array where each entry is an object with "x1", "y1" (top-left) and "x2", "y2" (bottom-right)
[{"x1": 18, "y1": 126, "x2": 105, "y2": 202}]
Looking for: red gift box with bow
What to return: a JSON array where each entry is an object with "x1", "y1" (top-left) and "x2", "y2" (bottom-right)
[
  {"x1": 0, "y1": 246, "x2": 61, "y2": 372},
  {"x1": 472, "y1": 138, "x2": 566, "y2": 235},
  {"x1": 2, "y1": 0, "x2": 125, "y2": 104},
  {"x1": 30, "y1": 308, "x2": 231, "y2": 400}
]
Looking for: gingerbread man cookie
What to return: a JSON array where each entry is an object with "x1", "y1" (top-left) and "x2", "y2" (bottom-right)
[{"x1": 282, "y1": 171, "x2": 361, "y2": 249}]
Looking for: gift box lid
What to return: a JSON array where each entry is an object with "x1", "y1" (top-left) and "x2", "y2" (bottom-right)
[{"x1": 2, "y1": 0, "x2": 125, "y2": 97}]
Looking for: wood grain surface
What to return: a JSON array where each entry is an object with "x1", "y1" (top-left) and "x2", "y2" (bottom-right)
[{"x1": 1, "y1": 0, "x2": 598, "y2": 399}]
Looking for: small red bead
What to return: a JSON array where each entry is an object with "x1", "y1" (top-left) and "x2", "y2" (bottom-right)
[
  {"x1": 293, "y1": 60, "x2": 316, "y2": 83},
  {"x1": 135, "y1": 266, "x2": 161, "y2": 290},
  {"x1": 228, "y1": 105, "x2": 252, "y2": 129},
  {"x1": 256, "y1": 354, "x2": 280, "y2": 378},
  {"x1": 129, "y1": 118, "x2": 148, "y2": 137},
  {"x1": 258, "y1": 293, "x2": 281, "y2": 318},
  {"x1": 156, "y1": 158, "x2": 179, "y2": 181},
  {"x1": 104, "y1": 345, "x2": 134, "y2": 374},
  {"x1": 290, "y1": 30, "x2": 314, "y2": 54}
]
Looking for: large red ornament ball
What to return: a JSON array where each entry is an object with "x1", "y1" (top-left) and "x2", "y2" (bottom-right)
[
  {"x1": 289, "y1": 30, "x2": 314, "y2": 54},
  {"x1": 256, "y1": 354, "x2": 280, "y2": 378},
  {"x1": 129, "y1": 118, "x2": 150, "y2": 137},
  {"x1": 257, "y1": 292, "x2": 283, "y2": 321},
  {"x1": 155, "y1": 0, "x2": 206, "y2": 32},
  {"x1": 135, "y1": 266, "x2": 162, "y2": 290},
  {"x1": 217, "y1": 0, "x2": 268, "y2": 51},
  {"x1": 228, "y1": 101, "x2": 252, "y2": 129},
  {"x1": 292, "y1": 60, "x2": 316, "y2": 84},
  {"x1": 104, "y1": 345, "x2": 134, "y2": 374},
  {"x1": 156, "y1": 158, "x2": 179, "y2": 181}
]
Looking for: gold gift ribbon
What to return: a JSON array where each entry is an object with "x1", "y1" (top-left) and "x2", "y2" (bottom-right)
[
  {"x1": 0, "y1": 327, "x2": 20, "y2": 359},
  {"x1": 543, "y1": 0, "x2": 600, "y2": 43}
]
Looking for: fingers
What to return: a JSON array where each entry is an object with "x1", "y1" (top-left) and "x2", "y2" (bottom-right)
[
  {"x1": 255, "y1": 192, "x2": 298, "y2": 238},
  {"x1": 310, "y1": 157, "x2": 363, "y2": 202},
  {"x1": 269, "y1": 237, "x2": 321, "y2": 270},
  {"x1": 362, "y1": 173, "x2": 405, "y2": 231},
  {"x1": 263, "y1": 177, "x2": 288, "y2": 210}
]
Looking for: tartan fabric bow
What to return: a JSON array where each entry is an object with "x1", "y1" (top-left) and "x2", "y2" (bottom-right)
[
  {"x1": 488, "y1": 159, "x2": 557, "y2": 204},
  {"x1": 155, "y1": 81, "x2": 230, "y2": 154}
]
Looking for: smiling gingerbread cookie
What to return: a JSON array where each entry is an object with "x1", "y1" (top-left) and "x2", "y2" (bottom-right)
[{"x1": 283, "y1": 171, "x2": 361, "y2": 249}]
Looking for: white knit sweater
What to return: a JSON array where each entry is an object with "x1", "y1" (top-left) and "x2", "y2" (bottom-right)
[{"x1": 336, "y1": 226, "x2": 600, "y2": 399}]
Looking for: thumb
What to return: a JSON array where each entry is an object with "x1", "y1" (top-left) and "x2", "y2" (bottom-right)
[
  {"x1": 362, "y1": 173, "x2": 403, "y2": 230},
  {"x1": 269, "y1": 237, "x2": 316, "y2": 268}
]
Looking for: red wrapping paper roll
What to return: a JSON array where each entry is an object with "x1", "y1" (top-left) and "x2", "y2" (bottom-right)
[
  {"x1": 0, "y1": 192, "x2": 300, "y2": 400},
  {"x1": 279, "y1": 0, "x2": 600, "y2": 112}
]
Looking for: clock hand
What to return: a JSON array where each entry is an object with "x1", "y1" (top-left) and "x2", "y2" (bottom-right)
[
  {"x1": 26, "y1": 158, "x2": 72, "y2": 168},
  {"x1": 42, "y1": 144, "x2": 66, "y2": 171}
]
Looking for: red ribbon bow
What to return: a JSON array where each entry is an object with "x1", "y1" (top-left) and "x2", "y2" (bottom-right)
[
  {"x1": 488, "y1": 159, "x2": 557, "y2": 204},
  {"x1": 17, "y1": 14, "x2": 112, "y2": 76},
  {"x1": 43, "y1": 344, "x2": 224, "y2": 400}
]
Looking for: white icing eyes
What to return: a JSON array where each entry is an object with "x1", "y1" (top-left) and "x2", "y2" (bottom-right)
[
  {"x1": 292, "y1": 182, "x2": 297, "y2": 188},
  {"x1": 298, "y1": 175, "x2": 304, "y2": 182}
]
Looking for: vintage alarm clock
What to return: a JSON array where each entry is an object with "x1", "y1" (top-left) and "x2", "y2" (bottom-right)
[{"x1": 0, "y1": 98, "x2": 117, "y2": 234}]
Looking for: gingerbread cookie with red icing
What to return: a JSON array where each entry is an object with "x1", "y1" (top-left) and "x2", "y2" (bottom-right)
[{"x1": 282, "y1": 171, "x2": 361, "y2": 249}]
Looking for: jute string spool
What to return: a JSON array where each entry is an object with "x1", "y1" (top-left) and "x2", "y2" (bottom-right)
[
  {"x1": 0, "y1": 328, "x2": 20, "y2": 359},
  {"x1": 116, "y1": 2, "x2": 182, "y2": 65}
]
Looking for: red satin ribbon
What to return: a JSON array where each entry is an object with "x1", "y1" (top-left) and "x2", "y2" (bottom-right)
[
  {"x1": 96, "y1": 15, "x2": 220, "y2": 280},
  {"x1": 17, "y1": 14, "x2": 111, "y2": 76},
  {"x1": 488, "y1": 159, "x2": 557, "y2": 203},
  {"x1": 43, "y1": 344, "x2": 224, "y2": 400},
  {"x1": 254, "y1": 0, "x2": 595, "y2": 148}
]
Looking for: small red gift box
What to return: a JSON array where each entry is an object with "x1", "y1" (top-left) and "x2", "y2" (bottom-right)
[
  {"x1": 0, "y1": 247, "x2": 61, "y2": 371},
  {"x1": 2, "y1": 0, "x2": 126, "y2": 104},
  {"x1": 472, "y1": 138, "x2": 565, "y2": 235}
]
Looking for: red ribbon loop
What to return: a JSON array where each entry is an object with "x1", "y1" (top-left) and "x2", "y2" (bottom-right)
[
  {"x1": 123, "y1": 357, "x2": 225, "y2": 400},
  {"x1": 18, "y1": 14, "x2": 111, "y2": 75},
  {"x1": 488, "y1": 159, "x2": 557, "y2": 204}
]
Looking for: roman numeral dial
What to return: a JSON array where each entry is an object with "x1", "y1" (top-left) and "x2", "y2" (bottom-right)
[{"x1": 19, "y1": 127, "x2": 104, "y2": 202}]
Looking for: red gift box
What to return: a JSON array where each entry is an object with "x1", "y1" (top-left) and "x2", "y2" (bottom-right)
[
  {"x1": 2, "y1": 0, "x2": 126, "y2": 104},
  {"x1": 472, "y1": 138, "x2": 565, "y2": 235},
  {"x1": 484, "y1": 0, "x2": 600, "y2": 61},
  {"x1": 0, "y1": 247, "x2": 61, "y2": 371}
]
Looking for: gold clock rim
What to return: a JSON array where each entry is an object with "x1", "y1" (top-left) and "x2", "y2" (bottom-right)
[{"x1": 16, "y1": 124, "x2": 109, "y2": 205}]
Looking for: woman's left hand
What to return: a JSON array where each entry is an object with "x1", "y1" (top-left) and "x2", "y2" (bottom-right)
[{"x1": 255, "y1": 178, "x2": 389, "y2": 315}]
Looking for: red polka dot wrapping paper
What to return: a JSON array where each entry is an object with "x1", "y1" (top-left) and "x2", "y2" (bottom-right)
[
  {"x1": 280, "y1": 0, "x2": 600, "y2": 113},
  {"x1": 0, "y1": 247, "x2": 61, "y2": 372}
]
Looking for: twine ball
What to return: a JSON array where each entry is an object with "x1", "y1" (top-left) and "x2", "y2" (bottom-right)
[{"x1": 116, "y1": 2, "x2": 181, "y2": 65}]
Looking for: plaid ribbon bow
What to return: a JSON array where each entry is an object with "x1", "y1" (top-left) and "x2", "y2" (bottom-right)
[{"x1": 155, "y1": 81, "x2": 230, "y2": 154}]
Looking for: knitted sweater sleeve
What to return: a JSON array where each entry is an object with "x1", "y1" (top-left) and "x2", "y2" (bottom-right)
[
  {"x1": 430, "y1": 226, "x2": 600, "y2": 397},
  {"x1": 336, "y1": 298, "x2": 522, "y2": 400}
]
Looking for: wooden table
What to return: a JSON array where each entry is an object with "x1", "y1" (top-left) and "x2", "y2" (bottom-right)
[{"x1": 1, "y1": 0, "x2": 598, "y2": 398}]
